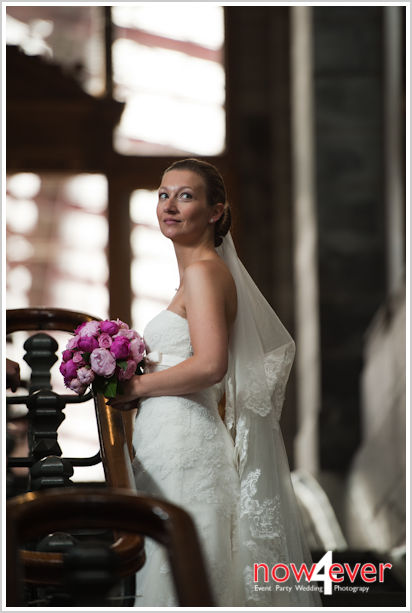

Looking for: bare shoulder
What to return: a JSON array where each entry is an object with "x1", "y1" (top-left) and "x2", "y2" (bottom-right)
[
  {"x1": 184, "y1": 258, "x2": 234, "y2": 289},
  {"x1": 184, "y1": 258, "x2": 237, "y2": 325}
]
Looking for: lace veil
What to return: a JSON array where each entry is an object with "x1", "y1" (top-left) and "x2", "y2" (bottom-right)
[{"x1": 216, "y1": 232, "x2": 321, "y2": 606}]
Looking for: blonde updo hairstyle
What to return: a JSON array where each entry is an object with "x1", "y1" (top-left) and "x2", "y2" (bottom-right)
[{"x1": 163, "y1": 158, "x2": 231, "y2": 247}]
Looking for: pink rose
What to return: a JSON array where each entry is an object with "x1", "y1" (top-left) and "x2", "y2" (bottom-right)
[
  {"x1": 130, "y1": 338, "x2": 145, "y2": 362},
  {"x1": 72, "y1": 351, "x2": 85, "y2": 365},
  {"x1": 110, "y1": 336, "x2": 130, "y2": 360},
  {"x1": 77, "y1": 366, "x2": 95, "y2": 385},
  {"x1": 64, "y1": 359, "x2": 78, "y2": 380},
  {"x1": 100, "y1": 320, "x2": 119, "y2": 336},
  {"x1": 67, "y1": 335, "x2": 80, "y2": 351},
  {"x1": 98, "y1": 333, "x2": 113, "y2": 349},
  {"x1": 69, "y1": 378, "x2": 87, "y2": 395},
  {"x1": 118, "y1": 359, "x2": 137, "y2": 381},
  {"x1": 78, "y1": 321, "x2": 100, "y2": 337},
  {"x1": 62, "y1": 349, "x2": 73, "y2": 362},
  {"x1": 90, "y1": 348, "x2": 116, "y2": 377},
  {"x1": 77, "y1": 335, "x2": 99, "y2": 352}
]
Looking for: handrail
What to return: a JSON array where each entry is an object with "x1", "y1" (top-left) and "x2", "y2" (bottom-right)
[
  {"x1": 6, "y1": 307, "x2": 143, "y2": 584},
  {"x1": 94, "y1": 393, "x2": 136, "y2": 490},
  {"x1": 7, "y1": 488, "x2": 215, "y2": 606},
  {"x1": 6, "y1": 307, "x2": 96, "y2": 334}
]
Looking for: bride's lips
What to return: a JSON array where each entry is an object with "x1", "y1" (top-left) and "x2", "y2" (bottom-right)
[{"x1": 164, "y1": 219, "x2": 181, "y2": 225}]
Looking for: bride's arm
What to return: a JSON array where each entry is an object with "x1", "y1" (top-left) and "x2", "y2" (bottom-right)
[{"x1": 109, "y1": 260, "x2": 231, "y2": 408}]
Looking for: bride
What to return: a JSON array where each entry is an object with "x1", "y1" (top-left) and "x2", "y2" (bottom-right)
[{"x1": 109, "y1": 159, "x2": 322, "y2": 607}]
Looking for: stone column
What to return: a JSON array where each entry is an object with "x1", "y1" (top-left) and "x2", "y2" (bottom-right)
[
  {"x1": 290, "y1": 6, "x2": 321, "y2": 473},
  {"x1": 383, "y1": 6, "x2": 405, "y2": 295}
]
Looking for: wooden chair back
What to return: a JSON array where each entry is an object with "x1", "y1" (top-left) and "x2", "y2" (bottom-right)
[{"x1": 7, "y1": 488, "x2": 214, "y2": 606}]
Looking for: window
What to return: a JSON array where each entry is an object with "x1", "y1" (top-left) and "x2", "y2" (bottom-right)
[
  {"x1": 112, "y1": 5, "x2": 225, "y2": 155},
  {"x1": 6, "y1": 173, "x2": 109, "y2": 315},
  {"x1": 6, "y1": 6, "x2": 105, "y2": 96},
  {"x1": 6, "y1": 173, "x2": 108, "y2": 481},
  {"x1": 130, "y1": 189, "x2": 179, "y2": 332}
]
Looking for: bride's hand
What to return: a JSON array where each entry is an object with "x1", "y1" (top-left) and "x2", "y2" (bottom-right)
[
  {"x1": 107, "y1": 376, "x2": 140, "y2": 410},
  {"x1": 107, "y1": 394, "x2": 139, "y2": 411}
]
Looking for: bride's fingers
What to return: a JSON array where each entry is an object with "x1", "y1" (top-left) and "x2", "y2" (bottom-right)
[
  {"x1": 107, "y1": 394, "x2": 135, "y2": 405},
  {"x1": 106, "y1": 396, "x2": 139, "y2": 411}
]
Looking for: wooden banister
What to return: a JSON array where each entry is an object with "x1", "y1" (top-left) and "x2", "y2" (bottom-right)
[
  {"x1": 7, "y1": 488, "x2": 215, "y2": 606},
  {"x1": 6, "y1": 308, "x2": 143, "y2": 584},
  {"x1": 94, "y1": 393, "x2": 136, "y2": 490},
  {"x1": 6, "y1": 307, "x2": 96, "y2": 334}
]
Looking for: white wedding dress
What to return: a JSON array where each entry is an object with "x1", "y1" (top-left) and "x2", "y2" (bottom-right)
[{"x1": 132, "y1": 308, "x2": 322, "y2": 607}]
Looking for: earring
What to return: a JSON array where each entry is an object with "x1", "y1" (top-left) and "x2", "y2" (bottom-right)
[{"x1": 210, "y1": 218, "x2": 215, "y2": 223}]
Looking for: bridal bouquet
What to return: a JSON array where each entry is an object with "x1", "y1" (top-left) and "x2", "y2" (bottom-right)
[{"x1": 60, "y1": 319, "x2": 146, "y2": 398}]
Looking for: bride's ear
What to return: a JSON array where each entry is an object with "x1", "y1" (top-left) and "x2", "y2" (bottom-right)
[{"x1": 209, "y1": 203, "x2": 225, "y2": 224}]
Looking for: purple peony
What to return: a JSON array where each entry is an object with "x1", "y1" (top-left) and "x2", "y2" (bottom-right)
[
  {"x1": 62, "y1": 349, "x2": 73, "y2": 362},
  {"x1": 77, "y1": 335, "x2": 99, "y2": 352},
  {"x1": 115, "y1": 319, "x2": 129, "y2": 332},
  {"x1": 78, "y1": 320, "x2": 100, "y2": 337},
  {"x1": 74, "y1": 322, "x2": 86, "y2": 335},
  {"x1": 116, "y1": 328, "x2": 139, "y2": 340},
  {"x1": 61, "y1": 319, "x2": 145, "y2": 393},
  {"x1": 110, "y1": 336, "x2": 130, "y2": 360},
  {"x1": 59, "y1": 362, "x2": 68, "y2": 377},
  {"x1": 77, "y1": 366, "x2": 95, "y2": 385},
  {"x1": 130, "y1": 338, "x2": 145, "y2": 362},
  {"x1": 118, "y1": 359, "x2": 137, "y2": 381},
  {"x1": 68, "y1": 378, "x2": 87, "y2": 395},
  {"x1": 98, "y1": 333, "x2": 113, "y2": 349},
  {"x1": 67, "y1": 335, "x2": 80, "y2": 351},
  {"x1": 64, "y1": 359, "x2": 79, "y2": 380},
  {"x1": 100, "y1": 320, "x2": 119, "y2": 336},
  {"x1": 90, "y1": 348, "x2": 116, "y2": 377},
  {"x1": 72, "y1": 351, "x2": 85, "y2": 365},
  {"x1": 127, "y1": 328, "x2": 140, "y2": 340}
]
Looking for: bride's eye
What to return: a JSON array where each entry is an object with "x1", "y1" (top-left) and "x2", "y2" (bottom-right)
[
  {"x1": 159, "y1": 192, "x2": 168, "y2": 200},
  {"x1": 179, "y1": 192, "x2": 193, "y2": 200}
]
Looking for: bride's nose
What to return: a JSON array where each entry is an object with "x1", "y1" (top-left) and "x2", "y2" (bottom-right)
[{"x1": 163, "y1": 197, "x2": 178, "y2": 212}]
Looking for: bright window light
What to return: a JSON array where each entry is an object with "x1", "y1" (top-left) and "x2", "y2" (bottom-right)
[
  {"x1": 112, "y1": 5, "x2": 225, "y2": 155},
  {"x1": 6, "y1": 196, "x2": 39, "y2": 234},
  {"x1": 112, "y1": 4, "x2": 224, "y2": 48},
  {"x1": 7, "y1": 172, "x2": 41, "y2": 199},
  {"x1": 58, "y1": 210, "x2": 108, "y2": 250},
  {"x1": 6, "y1": 173, "x2": 109, "y2": 481},
  {"x1": 130, "y1": 189, "x2": 179, "y2": 332},
  {"x1": 63, "y1": 174, "x2": 108, "y2": 214},
  {"x1": 6, "y1": 7, "x2": 105, "y2": 96},
  {"x1": 7, "y1": 236, "x2": 35, "y2": 262}
]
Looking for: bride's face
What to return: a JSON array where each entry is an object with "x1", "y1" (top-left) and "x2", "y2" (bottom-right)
[{"x1": 157, "y1": 169, "x2": 214, "y2": 244}]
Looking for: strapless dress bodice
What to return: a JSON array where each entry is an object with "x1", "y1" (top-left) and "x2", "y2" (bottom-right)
[
  {"x1": 141, "y1": 309, "x2": 225, "y2": 400},
  {"x1": 143, "y1": 309, "x2": 193, "y2": 359}
]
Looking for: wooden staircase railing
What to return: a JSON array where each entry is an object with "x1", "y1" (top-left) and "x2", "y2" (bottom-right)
[{"x1": 7, "y1": 307, "x2": 144, "y2": 588}]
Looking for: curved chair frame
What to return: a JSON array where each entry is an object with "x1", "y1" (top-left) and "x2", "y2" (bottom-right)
[{"x1": 7, "y1": 488, "x2": 214, "y2": 606}]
